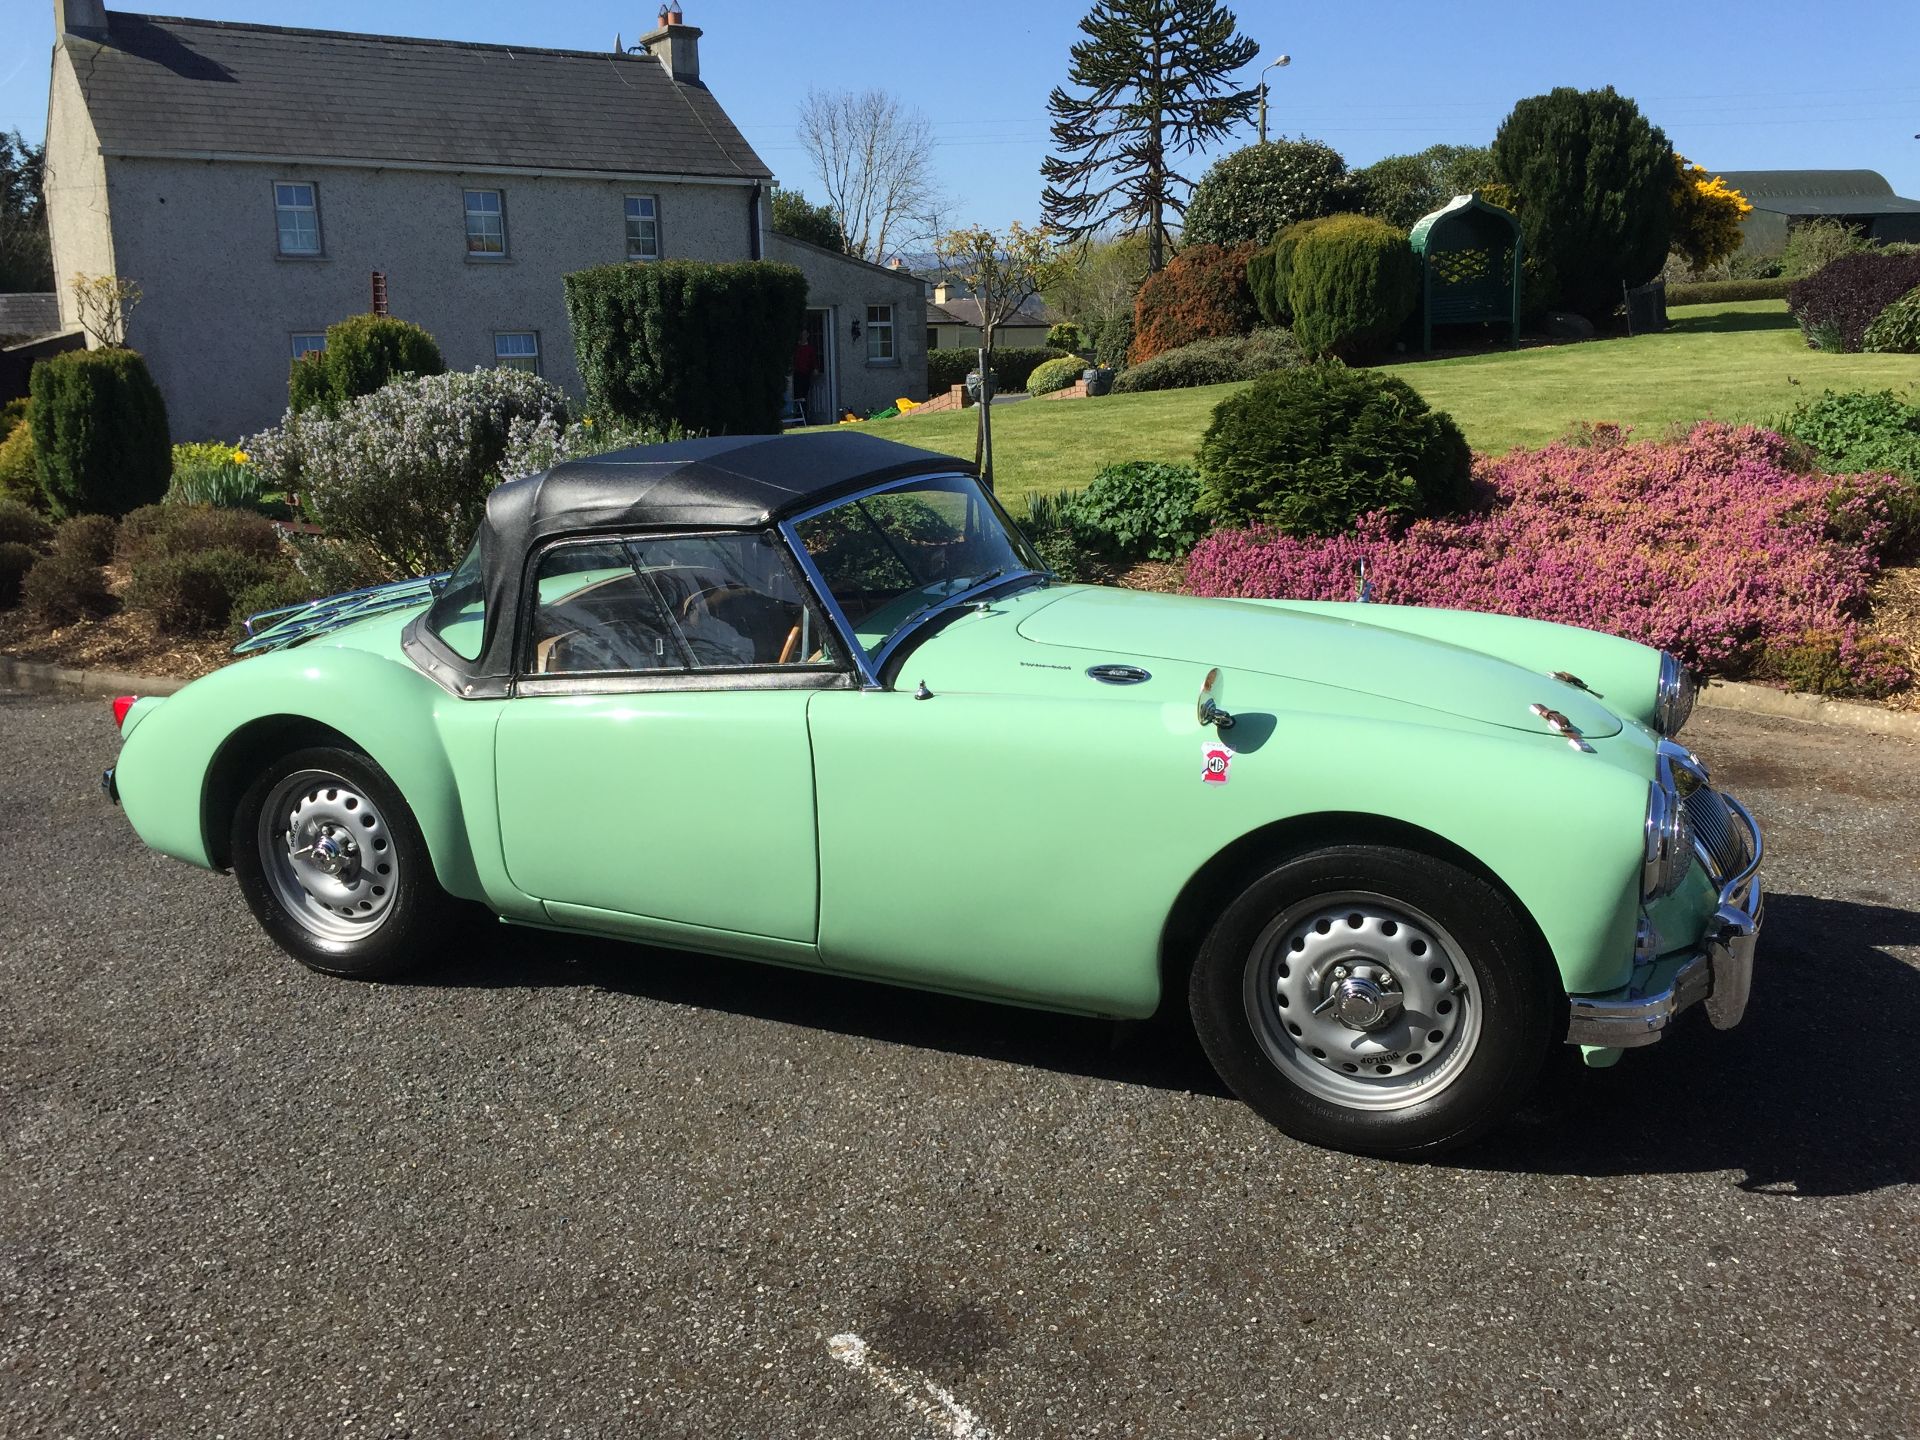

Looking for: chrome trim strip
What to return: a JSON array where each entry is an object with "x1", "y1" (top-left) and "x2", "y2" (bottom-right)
[
  {"x1": 777, "y1": 472, "x2": 1046, "y2": 692},
  {"x1": 1568, "y1": 789, "x2": 1763, "y2": 1047}
]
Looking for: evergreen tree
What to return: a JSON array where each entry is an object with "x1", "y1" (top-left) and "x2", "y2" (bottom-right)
[
  {"x1": 1041, "y1": 0, "x2": 1260, "y2": 272},
  {"x1": 770, "y1": 185, "x2": 848, "y2": 253}
]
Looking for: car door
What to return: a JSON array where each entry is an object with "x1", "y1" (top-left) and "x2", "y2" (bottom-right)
[{"x1": 492, "y1": 530, "x2": 849, "y2": 945}]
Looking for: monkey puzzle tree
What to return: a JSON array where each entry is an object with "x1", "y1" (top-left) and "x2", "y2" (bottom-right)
[{"x1": 1041, "y1": 0, "x2": 1260, "y2": 273}]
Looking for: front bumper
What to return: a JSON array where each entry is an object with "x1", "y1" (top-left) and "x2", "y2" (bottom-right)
[{"x1": 1565, "y1": 793, "x2": 1763, "y2": 1048}]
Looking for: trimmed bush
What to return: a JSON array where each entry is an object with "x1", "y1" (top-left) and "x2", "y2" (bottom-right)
[
  {"x1": 229, "y1": 574, "x2": 319, "y2": 637},
  {"x1": 288, "y1": 315, "x2": 445, "y2": 416},
  {"x1": 244, "y1": 368, "x2": 569, "y2": 576},
  {"x1": 991, "y1": 347, "x2": 1071, "y2": 393},
  {"x1": 1046, "y1": 322, "x2": 1086, "y2": 354},
  {"x1": 1130, "y1": 244, "x2": 1258, "y2": 363},
  {"x1": 0, "y1": 496, "x2": 51, "y2": 547},
  {"x1": 1183, "y1": 140, "x2": 1357, "y2": 248},
  {"x1": 1664, "y1": 277, "x2": 1792, "y2": 305},
  {"x1": 927, "y1": 348, "x2": 977, "y2": 394},
  {"x1": 566, "y1": 259, "x2": 807, "y2": 435},
  {"x1": 117, "y1": 503, "x2": 282, "y2": 568},
  {"x1": 0, "y1": 421, "x2": 36, "y2": 506},
  {"x1": 53, "y1": 513, "x2": 117, "y2": 565},
  {"x1": 1026, "y1": 355, "x2": 1087, "y2": 396},
  {"x1": 1063, "y1": 462, "x2": 1208, "y2": 563},
  {"x1": 27, "y1": 347, "x2": 171, "y2": 518},
  {"x1": 0, "y1": 541, "x2": 35, "y2": 609},
  {"x1": 1247, "y1": 217, "x2": 1342, "y2": 327},
  {"x1": 128, "y1": 546, "x2": 282, "y2": 634},
  {"x1": 22, "y1": 552, "x2": 114, "y2": 625},
  {"x1": 1286, "y1": 215, "x2": 1420, "y2": 360},
  {"x1": 1788, "y1": 252, "x2": 1920, "y2": 352},
  {"x1": 1196, "y1": 364, "x2": 1472, "y2": 535},
  {"x1": 1492, "y1": 86, "x2": 1675, "y2": 320},
  {"x1": 1112, "y1": 328, "x2": 1302, "y2": 393},
  {"x1": 1184, "y1": 424, "x2": 1909, "y2": 697},
  {"x1": 1862, "y1": 284, "x2": 1920, "y2": 354}
]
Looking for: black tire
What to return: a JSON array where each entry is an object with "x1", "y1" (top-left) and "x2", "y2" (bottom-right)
[
  {"x1": 231, "y1": 745, "x2": 455, "y2": 980},
  {"x1": 1189, "y1": 843, "x2": 1559, "y2": 1159}
]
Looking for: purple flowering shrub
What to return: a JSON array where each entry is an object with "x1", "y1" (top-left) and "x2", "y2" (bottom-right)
[{"x1": 1184, "y1": 423, "x2": 1911, "y2": 696}]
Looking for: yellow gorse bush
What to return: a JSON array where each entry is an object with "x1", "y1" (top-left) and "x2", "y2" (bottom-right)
[{"x1": 1669, "y1": 156, "x2": 1753, "y2": 276}]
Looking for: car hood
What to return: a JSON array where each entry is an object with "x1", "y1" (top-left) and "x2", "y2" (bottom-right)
[{"x1": 1008, "y1": 585, "x2": 1623, "y2": 739}]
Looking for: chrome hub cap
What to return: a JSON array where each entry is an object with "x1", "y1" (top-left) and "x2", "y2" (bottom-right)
[
  {"x1": 258, "y1": 771, "x2": 400, "y2": 942},
  {"x1": 1244, "y1": 893, "x2": 1483, "y2": 1111}
]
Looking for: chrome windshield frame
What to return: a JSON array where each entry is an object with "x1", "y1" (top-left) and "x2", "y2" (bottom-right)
[{"x1": 777, "y1": 471, "x2": 1046, "y2": 690}]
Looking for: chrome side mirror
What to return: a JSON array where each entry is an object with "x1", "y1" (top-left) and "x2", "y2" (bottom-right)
[{"x1": 1197, "y1": 667, "x2": 1236, "y2": 731}]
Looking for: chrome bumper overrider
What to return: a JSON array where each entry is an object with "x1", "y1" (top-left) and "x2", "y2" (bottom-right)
[{"x1": 1565, "y1": 794, "x2": 1763, "y2": 1048}]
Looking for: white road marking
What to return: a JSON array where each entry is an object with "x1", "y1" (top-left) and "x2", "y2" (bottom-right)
[{"x1": 826, "y1": 1332, "x2": 1003, "y2": 1440}]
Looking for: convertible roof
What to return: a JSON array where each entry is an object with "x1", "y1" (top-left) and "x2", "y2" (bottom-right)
[{"x1": 485, "y1": 432, "x2": 974, "y2": 544}]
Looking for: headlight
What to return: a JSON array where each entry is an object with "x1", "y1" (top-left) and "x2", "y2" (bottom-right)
[
  {"x1": 1643, "y1": 778, "x2": 1695, "y2": 900},
  {"x1": 1654, "y1": 651, "x2": 1696, "y2": 736}
]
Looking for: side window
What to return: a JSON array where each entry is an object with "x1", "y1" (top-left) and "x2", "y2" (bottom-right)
[{"x1": 526, "y1": 533, "x2": 840, "y2": 678}]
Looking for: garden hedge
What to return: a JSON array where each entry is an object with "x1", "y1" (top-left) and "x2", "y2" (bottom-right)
[
  {"x1": 28, "y1": 347, "x2": 171, "y2": 519},
  {"x1": 926, "y1": 346, "x2": 1069, "y2": 395},
  {"x1": 566, "y1": 260, "x2": 807, "y2": 435},
  {"x1": 1664, "y1": 277, "x2": 1792, "y2": 306},
  {"x1": 1788, "y1": 252, "x2": 1920, "y2": 352}
]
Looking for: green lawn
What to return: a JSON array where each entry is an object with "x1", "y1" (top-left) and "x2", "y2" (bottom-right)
[{"x1": 829, "y1": 301, "x2": 1920, "y2": 509}]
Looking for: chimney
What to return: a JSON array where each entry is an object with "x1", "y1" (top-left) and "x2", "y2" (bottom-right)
[
  {"x1": 53, "y1": 0, "x2": 109, "y2": 36},
  {"x1": 642, "y1": 8, "x2": 701, "y2": 85}
]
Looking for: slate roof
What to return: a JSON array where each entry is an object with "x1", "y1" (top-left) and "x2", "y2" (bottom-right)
[
  {"x1": 0, "y1": 294, "x2": 61, "y2": 339},
  {"x1": 67, "y1": 11, "x2": 769, "y2": 180},
  {"x1": 929, "y1": 297, "x2": 1058, "y2": 329},
  {"x1": 1719, "y1": 169, "x2": 1920, "y2": 217}
]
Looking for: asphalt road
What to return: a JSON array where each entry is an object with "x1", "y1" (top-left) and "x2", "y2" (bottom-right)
[{"x1": 2, "y1": 692, "x2": 1917, "y2": 1439}]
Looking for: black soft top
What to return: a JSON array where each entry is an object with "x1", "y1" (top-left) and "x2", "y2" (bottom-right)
[{"x1": 404, "y1": 431, "x2": 975, "y2": 695}]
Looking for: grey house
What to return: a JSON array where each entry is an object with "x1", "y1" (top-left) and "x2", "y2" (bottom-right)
[
  {"x1": 1720, "y1": 169, "x2": 1920, "y2": 255},
  {"x1": 43, "y1": 0, "x2": 925, "y2": 440}
]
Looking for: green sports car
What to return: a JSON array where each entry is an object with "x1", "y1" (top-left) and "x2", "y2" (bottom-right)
[{"x1": 103, "y1": 432, "x2": 1762, "y2": 1158}]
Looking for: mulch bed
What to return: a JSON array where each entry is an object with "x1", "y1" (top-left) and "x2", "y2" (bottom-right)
[
  {"x1": 1869, "y1": 564, "x2": 1920, "y2": 711},
  {"x1": 0, "y1": 563, "x2": 233, "y2": 679}
]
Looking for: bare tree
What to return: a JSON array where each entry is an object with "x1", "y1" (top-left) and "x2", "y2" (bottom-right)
[
  {"x1": 797, "y1": 89, "x2": 943, "y2": 264},
  {"x1": 71, "y1": 273, "x2": 143, "y2": 348}
]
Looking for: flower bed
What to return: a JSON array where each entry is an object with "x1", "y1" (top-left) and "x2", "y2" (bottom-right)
[{"x1": 1183, "y1": 423, "x2": 1910, "y2": 696}]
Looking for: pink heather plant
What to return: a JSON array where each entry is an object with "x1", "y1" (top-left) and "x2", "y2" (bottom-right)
[{"x1": 1183, "y1": 422, "x2": 1911, "y2": 695}]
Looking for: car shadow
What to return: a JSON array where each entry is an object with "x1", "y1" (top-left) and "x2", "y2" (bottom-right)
[
  {"x1": 414, "y1": 892, "x2": 1917, "y2": 1194},
  {"x1": 1470, "y1": 892, "x2": 1920, "y2": 1196}
]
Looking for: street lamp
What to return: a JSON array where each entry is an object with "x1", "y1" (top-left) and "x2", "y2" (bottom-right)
[{"x1": 1258, "y1": 55, "x2": 1291, "y2": 144}]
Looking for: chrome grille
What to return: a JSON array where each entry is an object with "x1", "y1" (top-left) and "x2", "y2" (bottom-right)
[{"x1": 1684, "y1": 786, "x2": 1750, "y2": 883}]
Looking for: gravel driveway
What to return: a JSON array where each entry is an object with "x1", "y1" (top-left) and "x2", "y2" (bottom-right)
[{"x1": 2, "y1": 692, "x2": 1916, "y2": 1438}]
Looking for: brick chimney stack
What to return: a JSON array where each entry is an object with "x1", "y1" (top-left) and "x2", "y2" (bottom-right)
[
  {"x1": 53, "y1": 0, "x2": 109, "y2": 36},
  {"x1": 642, "y1": 8, "x2": 701, "y2": 85}
]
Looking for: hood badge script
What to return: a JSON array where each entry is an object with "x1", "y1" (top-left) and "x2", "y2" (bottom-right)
[
  {"x1": 1530, "y1": 702, "x2": 1595, "y2": 753},
  {"x1": 1087, "y1": 663, "x2": 1152, "y2": 685}
]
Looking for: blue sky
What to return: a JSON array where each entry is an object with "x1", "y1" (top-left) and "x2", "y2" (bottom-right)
[{"x1": 3, "y1": 0, "x2": 1917, "y2": 227}]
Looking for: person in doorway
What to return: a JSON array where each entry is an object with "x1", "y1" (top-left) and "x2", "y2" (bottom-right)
[{"x1": 791, "y1": 332, "x2": 819, "y2": 422}]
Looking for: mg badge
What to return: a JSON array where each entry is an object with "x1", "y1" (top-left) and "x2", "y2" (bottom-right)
[{"x1": 1203, "y1": 745, "x2": 1233, "y2": 785}]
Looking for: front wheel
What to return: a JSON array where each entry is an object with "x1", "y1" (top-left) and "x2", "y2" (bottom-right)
[
  {"x1": 231, "y1": 746, "x2": 454, "y2": 979},
  {"x1": 1189, "y1": 845, "x2": 1558, "y2": 1159}
]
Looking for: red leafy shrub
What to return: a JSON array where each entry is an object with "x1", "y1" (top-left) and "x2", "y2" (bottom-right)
[
  {"x1": 1183, "y1": 423, "x2": 1910, "y2": 696},
  {"x1": 1129, "y1": 244, "x2": 1258, "y2": 364},
  {"x1": 1787, "y1": 251, "x2": 1920, "y2": 352}
]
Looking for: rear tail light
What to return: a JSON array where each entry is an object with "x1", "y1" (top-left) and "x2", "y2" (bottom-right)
[{"x1": 111, "y1": 695, "x2": 138, "y2": 730}]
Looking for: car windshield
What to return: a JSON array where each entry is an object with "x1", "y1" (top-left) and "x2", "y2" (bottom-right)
[
  {"x1": 424, "y1": 538, "x2": 486, "y2": 660},
  {"x1": 790, "y1": 473, "x2": 1044, "y2": 662}
]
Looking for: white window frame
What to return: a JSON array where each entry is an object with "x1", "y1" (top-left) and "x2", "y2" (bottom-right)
[
  {"x1": 274, "y1": 181, "x2": 321, "y2": 256},
  {"x1": 865, "y1": 304, "x2": 895, "y2": 364},
  {"x1": 464, "y1": 188, "x2": 508, "y2": 257},
  {"x1": 494, "y1": 331, "x2": 540, "y2": 373},
  {"x1": 624, "y1": 194, "x2": 661, "y2": 261},
  {"x1": 289, "y1": 332, "x2": 327, "y2": 361}
]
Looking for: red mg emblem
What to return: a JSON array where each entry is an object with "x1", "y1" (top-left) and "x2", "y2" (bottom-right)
[{"x1": 1203, "y1": 746, "x2": 1232, "y2": 785}]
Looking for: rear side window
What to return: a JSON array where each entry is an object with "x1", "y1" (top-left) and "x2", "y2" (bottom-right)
[{"x1": 525, "y1": 532, "x2": 840, "y2": 677}]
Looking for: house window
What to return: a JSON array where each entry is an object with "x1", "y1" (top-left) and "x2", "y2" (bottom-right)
[
  {"x1": 866, "y1": 304, "x2": 895, "y2": 363},
  {"x1": 465, "y1": 189, "x2": 507, "y2": 256},
  {"x1": 274, "y1": 182, "x2": 321, "y2": 255},
  {"x1": 289, "y1": 333, "x2": 327, "y2": 361},
  {"x1": 926, "y1": 328, "x2": 940, "y2": 353},
  {"x1": 495, "y1": 332, "x2": 540, "y2": 373},
  {"x1": 625, "y1": 195, "x2": 660, "y2": 261}
]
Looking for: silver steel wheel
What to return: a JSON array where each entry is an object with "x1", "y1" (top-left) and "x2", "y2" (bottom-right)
[
  {"x1": 257, "y1": 770, "x2": 401, "y2": 943},
  {"x1": 1242, "y1": 891, "x2": 1483, "y2": 1112}
]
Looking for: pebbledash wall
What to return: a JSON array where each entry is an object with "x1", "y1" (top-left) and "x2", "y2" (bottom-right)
[{"x1": 93, "y1": 159, "x2": 757, "y2": 442}]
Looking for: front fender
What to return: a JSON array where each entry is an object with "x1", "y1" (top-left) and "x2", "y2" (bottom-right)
[{"x1": 114, "y1": 648, "x2": 497, "y2": 904}]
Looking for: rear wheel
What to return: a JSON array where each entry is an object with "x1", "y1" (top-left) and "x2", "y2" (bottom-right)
[
  {"x1": 1189, "y1": 844, "x2": 1558, "y2": 1158},
  {"x1": 231, "y1": 746, "x2": 453, "y2": 979}
]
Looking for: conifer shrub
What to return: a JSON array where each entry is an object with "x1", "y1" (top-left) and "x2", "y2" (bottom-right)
[
  {"x1": 28, "y1": 347, "x2": 171, "y2": 518},
  {"x1": 288, "y1": 315, "x2": 445, "y2": 416},
  {"x1": 1130, "y1": 244, "x2": 1258, "y2": 363},
  {"x1": 1196, "y1": 364, "x2": 1471, "y2": 535},
  {"x1": 1286, "y1": 216, "x2": 1420, "y2": 360}
]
